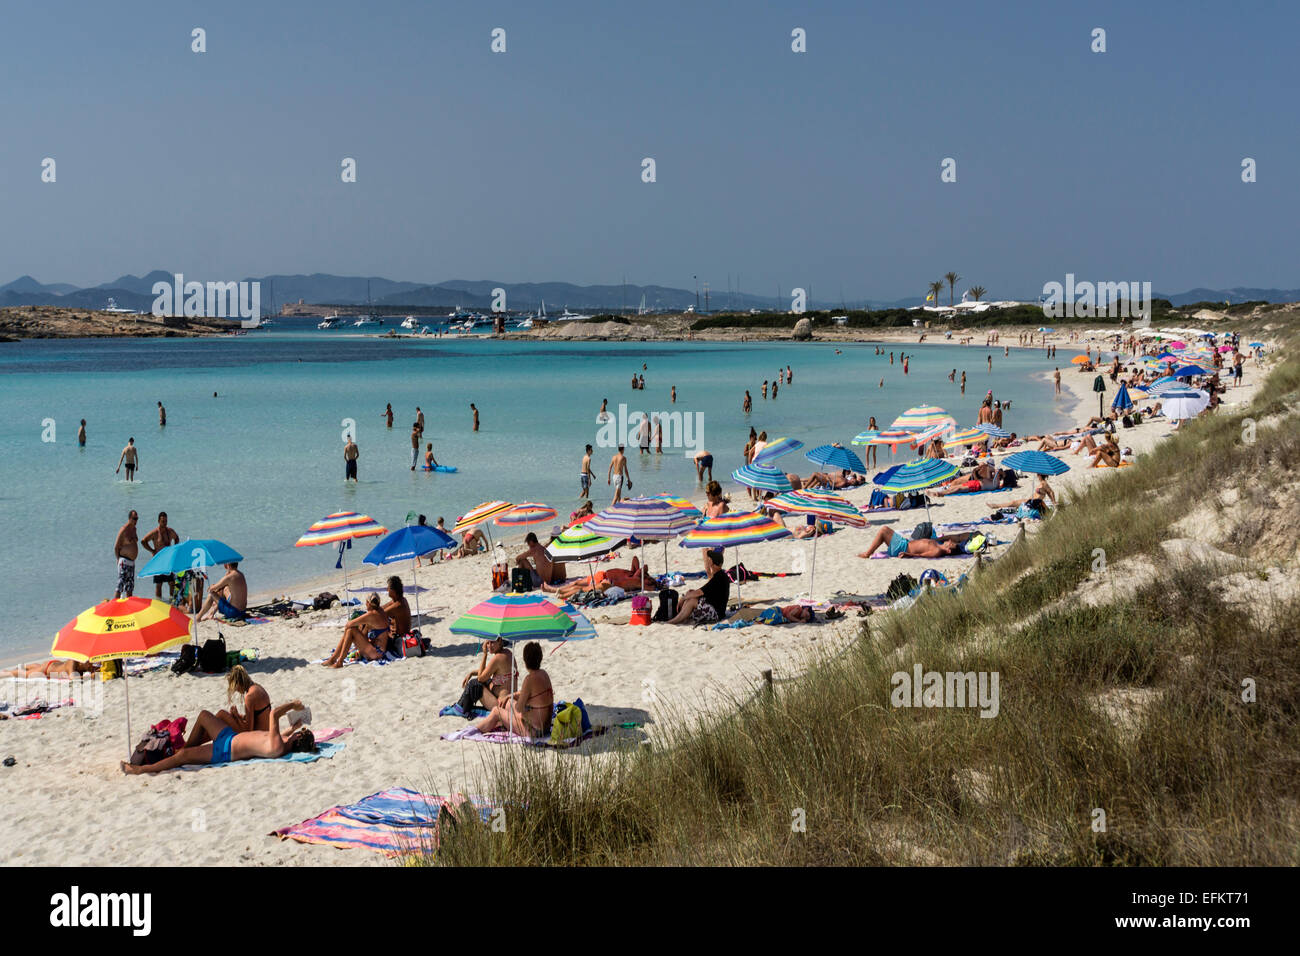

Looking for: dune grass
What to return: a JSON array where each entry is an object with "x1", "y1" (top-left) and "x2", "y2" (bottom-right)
[{"x1": 424, "y1": 338, "x2": 1300, "y2": 867}]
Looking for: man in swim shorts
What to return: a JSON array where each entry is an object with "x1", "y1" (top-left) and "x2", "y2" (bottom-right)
[
  {"x1": 857, "y1": 526, "x2": 976, "y2": 559},
  {"x1": 142, "y1": 511, "x2": 180, "y2": 599},
  {"x1": 198, "y1": 562, "x2": 248, "y2": 621},
  {"x1": 694, "y1": 449, "x2": 714, "y2": 482},
  {"x1": 116, "y1": 437, "x2": 139, "y2": 481},
  {"x1": 579, "y1": 444, "x2": 593, "y2": 498},
  {"x1": 114, "y1": 510, "x2": 139, "y2": 598},
  {"x1": 608, "y1": 446, "x2": 629, "y2": 503}
]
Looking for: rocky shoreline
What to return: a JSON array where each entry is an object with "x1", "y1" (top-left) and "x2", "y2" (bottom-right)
[{"x1": 0, "y1": 306, "x2": 239, "y2": 340}]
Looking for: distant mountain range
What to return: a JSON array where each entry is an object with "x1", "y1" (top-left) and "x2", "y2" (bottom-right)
[{"x1": 2, "y1": 272, "x2": 1297, "y2": 313}]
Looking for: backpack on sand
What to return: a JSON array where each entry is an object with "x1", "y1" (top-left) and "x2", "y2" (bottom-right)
[{"x1": 199, "y1": 634, "x2": 228, "y2": 673}]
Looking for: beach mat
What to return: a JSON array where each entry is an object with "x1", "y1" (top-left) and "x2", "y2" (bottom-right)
[{"x1": 272, "y1": 787, "x2": 497, "y2": 857}]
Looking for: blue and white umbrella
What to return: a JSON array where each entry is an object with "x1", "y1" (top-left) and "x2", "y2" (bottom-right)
[
  {"x1": 805, "y1": 444, "x2": 867, "y2": 475},
  {"x1": 363, "y1": 524, "x2": 458, "y2": 627},
  {"x1": 875, "y1": 458, "x2": 959, "y2": 522},
  {"x1": 732, "y1": 463, "x2": 795, "y2": 493},
  {"x1": 751, "y1": 436, "x2": 804, "y2": 466},
  {"x1": 1160, "y1": 388, "x2": 1210, "y2": 422},
  {"x1": 1111, "y1": 382, "x2": 1133, "y2": 413},
  {"x1": 976, "y1": 424, "x2": 1011, "y2": 439},
  {"x1": 1172, "y1": 364, "x2": 1210, "y2": 378},
  {"x1": 1001, "y1": 450, "x2": 1070, "y2": 477}
]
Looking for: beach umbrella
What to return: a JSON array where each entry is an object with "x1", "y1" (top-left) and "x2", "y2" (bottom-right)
[
  {"x1": 976, "y1": 424, "x2": 1011, "y2": 439},
  {"x1": 1161, "y1": 388, "x2": 1210, "y2": 422},
  {"x1": 649, "y1": 493, "x2": 703, "y2": 520},
  {"x1": 449, "y1": 594, "x2": 576, "y2": 732},
  {"x1": 679, "y1": 511, "x2": 791, "y2": 608},
  {"x1": 1111, "y1": 383, "x2": 1134, "y2": 413},
  {"x1": 1172, "y1": 364, "x2": 1210, "y2": 378},
  {"x1": 890, "y1": 405, "x2": 951, "y2": 433},
  {"x1": 944, "y1": 427, "x2": 990, "y2": 452},
  {"x1": 1001, "y1": 450, "x2": 1070, "y2": 477},
  {"x1": 296, "y1": 512, "x2": 388, "y2": 600},
  {"x1": 494, "y1": 503, "x2": 558, "y2": 529},
  {"x1": 136, "y1": 537, "x2": 244, "y2": 649},
  {"x1": 873, "y1": 464, "x2": 904, "y2": 485},
  {"x1": 1168, "y1": 341, "x2": 1188, "y2": 350},
  {"x1": 453, "y1": 500, "x2": 513, "y2": 549},
  {"x1": 1249, "y1": 341, "x2": 1264, "y2": 349},
  {"x1": 1070, "y1": 355, "x2": 1091, "y2": 365},
  {"x1": 850, "y1": 429, "x2": 880, "y2": 446},
  {"x1": 910, "y1": 417, "x2": 958, "y2": 447},
  {"x1": 362, "y1": 524, "x2": 457, "y2": 630},
  {"x1": 545, "y1": 524, "x2": 626, "y2": 591},
  {"x1": 805, "y1": 444, "x2": 867, "y2": 474},
  {"x1": 869, "y1": 429, "x2": 917, "y2": 452},
  {"x1": 751, "y1": 436, "x2": 804, "y2": 466},
  {"x1": 766, "y1": 490, "x2": 865, "y2": 600},
  {"x1": 51, "y1": 597, "x2": 193, "y2": 758},
  {"x1": 554, "y1": 603, "x2": 597, "y2": 644},
  {"x1": 732, "y1": 463, "x2": 795, "y2": 493},
  {"x1": 584, "y1": 496, "x2": 698, "y2": 586},
  {"x1": 875, "y1": 458, "x2": 959, "y2": 523}
]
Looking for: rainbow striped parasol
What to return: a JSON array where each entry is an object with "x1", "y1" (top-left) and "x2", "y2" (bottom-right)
[
  {"x1": 295, "y1": 512, "x2": 387, "y2": 547},
  {"x1": 650, "y1": 493, "x2": 703, "y2": 519},
  {"x1": 679, "y1": 511, "x2": 791, "y2": 549},
  {"x1": 869, "y1": 429, "x2": 918, "y2": 450},
  {"x1": 765, "y1": 490, "x2": 864, "y2": 599},
  {"x1": 890, "y1": 404, "x2": 951, "y2": 432},
  {"x1": 911, "y1": 417, "x2": 958, "y2": 445},
  {"x1": 584, "y1": 497, "x2": 699, "y2": 540},
  {"x1": 732, "y1": 463, "x2": 794, "y2": 492},
  {"x1": 449, "y1": 594, "x2": 576, "y2": 642},
  {"x1": 52, "y1": 597, "x2": 195, "y2": 758},
  {"x1": 944, "y1": 427, "x2": 991, "y2": 451},
  {"x1": 494, "y1": 503, "x2": 558, "y2": 528},
  {"x1": 851, "y1": 429, "x2": 880, "y2": 446},
  {"x1": 454, "y1": 501, "x2": 514, "y2": 533}
]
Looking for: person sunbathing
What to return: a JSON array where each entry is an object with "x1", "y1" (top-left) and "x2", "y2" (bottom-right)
[
  {"x1": 472, "y1": 641, "x2": 553, "y2": 739},
  {"x1": 322, "y1": 594, "x2": 391, "y2": 667},
  {"x1": 461, "y1": 636, "x2": 516, "y2": 710},
  {"x1": 787, "y1": 517, "x2": 831, "y2": 539},
  {"x1": 381, "y1": 575, "x2": 412, "y2": 638},
  {"x1": 197, "y1": 562, "x2": 247, "y2": 621},
  {"x1": 1088, "y1": 437, "x2": 1122, "y2": 468},
  {"x1": 122, "y1": 700, "x2": 315, "y2": 774},
  {"x1": 806, "y1": 469, "x2": 863, "y2": 490},
  {"x1": 0, "y1": 659, "x2": 98, "y2": 679},
  {"x1": 544, "y1": 557, "x2": 654, "y2": 598},
  {"x1": 990, "y1": 476, "x2": 1056, "y2": 510},
  {"x1": 932, "y1": 463, "x2": 996, "y2": 496},
  {"x1": 568, "y1": 501, "x2": 595, "y2": 525},
  {"x1": 182, "y1": 665, "x2": 272, "y2": 747},
  {"x1": 858, "y1": 526, "x2": 977, "y2": 559}
]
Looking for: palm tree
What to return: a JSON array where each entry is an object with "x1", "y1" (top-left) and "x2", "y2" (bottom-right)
[
  {"x1": 969, "y1": 285, "x2": 986, "y2": 301},
  {"x1": 927, "y1": 280, "x2": 943, "y2": 306},
  {"x1": 944, "y1": 272, "x2": 961, "y2": 306}
]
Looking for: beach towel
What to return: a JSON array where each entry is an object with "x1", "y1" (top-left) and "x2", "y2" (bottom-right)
[
  {"x1": 272, "y1": 787, "x2": 498, "y2": 857},
  {"x1": 439, "y1": 703, "x2": 491, "y2": 719},
  {"x1": 440, "y1": 725, "x2": 609, "y2": 749}
]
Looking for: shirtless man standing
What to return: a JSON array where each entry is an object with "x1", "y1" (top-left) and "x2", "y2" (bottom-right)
[
  {"x1": 344, "y1": 434, "x2": 359, "y2": 481},
  {"x1": 409, "y1": 422, "x2": 421, "y2": 470},
  {"x1": 608, "y1": 445, "x2": 630, "y2": 503},
  {"x1": 142, "y1": 511, "x2": 180, "y2": 598},
  {"x1": 579, "y1": 444, "x2": 594, "y2": 499},
  {"x1": 114, "y1": 511, "x2": 140, "y2": 598},
  {"x1": 116, "y1": 438, "x2": 139, "y2": 481},
  {"x1": 198, "y1": 562, "x2": 248, "y2": 621}
]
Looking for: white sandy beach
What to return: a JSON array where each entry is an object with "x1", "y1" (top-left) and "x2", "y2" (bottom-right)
[{"x1": 0, "y1": 358, "x2": 1264, "y2": 866}]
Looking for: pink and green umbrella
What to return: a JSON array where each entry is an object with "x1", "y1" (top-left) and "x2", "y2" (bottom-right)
[
  {"x1": 890, "y1": 404, "x2": 951, "y2": 433},
  {"x1": 449, "y1": 593, "x2": 577, "y2": 643}
]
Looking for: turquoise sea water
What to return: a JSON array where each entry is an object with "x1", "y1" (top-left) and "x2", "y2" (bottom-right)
[{"x1": 0, "y1": 322, "x2": 1077, "y2": 660}]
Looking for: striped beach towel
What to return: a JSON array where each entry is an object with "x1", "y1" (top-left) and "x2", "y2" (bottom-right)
[{"x1": 272, "y1": 787, "x2": 497, "y2": 857}]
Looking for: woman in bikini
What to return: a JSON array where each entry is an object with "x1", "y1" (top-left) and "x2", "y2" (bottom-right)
[
  {"x1": 322, "y1": 594, "x2": 391, "y2": 667},
  {"x1": 123, "y1": 700, "x2": 316, "y2": 774},
  {"x1": 461, "y1": 636, "x2": 516, "y2": 709},
  {"x1": 181, "y1": 665, "x2": 272, "y2": 749},
  {"x1": 704, "y1": 480, "x2": 729, "y2": 518},
  {"x1": 0, "y1": 659, "x2": 98, "y2": 679},
  {"x1": 473, "y1": 641, "x2": 553, "y2": 739}
]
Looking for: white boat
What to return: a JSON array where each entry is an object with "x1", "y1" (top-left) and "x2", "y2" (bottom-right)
[
  {"x1": 516, "y1": 317, "x2": 533, "y2": 330},
  {"x1": 400, "y1": 316, "x2": 418, "y2": 329},
  {"x1": 317, "y1": 316, "x2": 343, "y2": 329},
  {"x1": 637, "y1": 294, "x2": 647, "y2": 316},
  {"x1": 353, "y1": 315, "x2": 383, "y2": 327},
  {"x1": 104, "y1": 297, "x2": 137, "y2": 314},
  {"x1": 558, "y1": 308, "x2": 584, "y2": 321}
]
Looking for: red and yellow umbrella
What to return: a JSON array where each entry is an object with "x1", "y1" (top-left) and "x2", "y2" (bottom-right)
[{"x1": 52, "y1": 598, "x2": 194, "y2": 758}]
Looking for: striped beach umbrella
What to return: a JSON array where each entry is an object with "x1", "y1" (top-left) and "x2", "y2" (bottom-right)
[
  {"x1": 585, "y1": 496, "x2": 701, "y2": 584},
  {"x1": 1161, "y1": 388, "x2": 1210, "y2": 421},
  {"x1": 869, "y1": 429, "x2": 917, "y2": 451},
  {"x1": 1002, "y1": 450, "x2": 1070, "y2": 477},
  {"x1": 453, "y1": 501, "x2": 513, "y2": 534},
  {"x1": 850, "y1": 429, "x2": 879, "y2": 446},
  {"x1": 494, "y1": 503, "x2": 558, "y2": 528},
  {"x1": 911, "y1": 417, "x2": 958, "y2": 445},
  {"x1": 766, "y1": 490, "x2": 865, "y2": 599},
  {"x1": 732, "y1": 463, "x2": 795, "y2": 493},
  {"x1": 890, "y1": 404, "x2": 951, "y2": 433},
  {"x1": 650, "y1": 493, "x2": 703, "y2": 520},
  {"x1": 545, "y1": 524, "x2": 625, "y2": 589},
  {"x1": 805, "y1": 444, "x2": 867, "y2": 474},
  {"x1": 296, "y1": 512, "x2": 389, "y2": 599},
  {"x1": 944, "y1": 426, "x2": 990, "y2": 451},
  {"x1": 449, "y1": 593, "x2": 576, "y2": 643},
  {"x1": 976, "y1": 423, "x2": 1011, "y2": 439},
  {"x1": 679, "y1": 512, "x2": 791, "y2": 608},
  {"x1": 52, "y1": 597, "x2": 194, "y2": 757},
  {"x1": 875, "y1": 458, "x2": 959, "y2": 522},
  {"x1": 751, "y1": 436, "x2": 804, "y2": 466}
]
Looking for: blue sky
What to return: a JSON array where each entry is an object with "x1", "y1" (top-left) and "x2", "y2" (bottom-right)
[{"x1": 1, "y1": 0, "x2": 1296, "y2": 300}]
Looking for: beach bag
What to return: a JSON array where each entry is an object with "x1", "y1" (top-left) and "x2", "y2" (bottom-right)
[
  {"x1": 886, "y1": 573, "x2": 918, "y2": 601},
  {"x1": 654, "y1": 588, "x2": 679, "y2": 622},
  {"x1": 151, "y1": 717, "x2": 188, "y2": 753},
  {"x1": 510, "y1": 567, "x2": 534, "y2": 593},
  {"x1": 550, "y1": 703, "x2": 584, "y2": 745},
  {"x1": 911, "y1": 521, "x2": 935, "y2": 541},
  {"x1": 629, "y1": 594, "x2": 651, "y2": 626},
  {"x1": 171, "y1": 643, "x2": 197, "y2": 675},
  {"x1": 130, "y1": 727, "x2": 173, "y2": 766},
  {"x1": 199, "y1": 635, "x2": 228, "y2": 674},
  {"x1": 100, "y1": 659, "x2": 122, "y2": 681},
  {"x1": 868, "y1": 489, "x2": 888, "y2": 508},
  {"x1": 727, "y1": 563, "x2": 757, "y2": 584},
  {"x1": 312, "y1": 592, "x2": 337, "y2": 611},
  {"x1": 492, "y1": 564, "x2": 508, "y2": 591}
]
